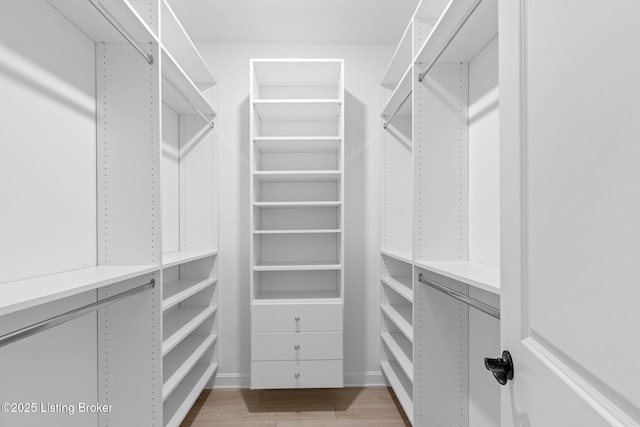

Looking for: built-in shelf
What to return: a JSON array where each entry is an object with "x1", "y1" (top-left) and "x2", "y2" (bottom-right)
[
  {"x1": 380, "y1": 361, "x2": 413, "y2": 424},
  {"x1": 414, "y1": 0, "x2": 498, "y2": 70},
  {"x1": 46, "y1": 0, "x2": 158, "y2": 44},
  {"x1": 162, "y1": 250, "x2": 217, "y2": 268},
  {"x1": 162, "y1": 277, "x2": 218, "y2": 312},
  {"x1": 0, "y1": 265, "x2": 159, "y2": 316},
  {"x1": 381, "y1": 304, "x2": 413, "y2": 342},
  {"x1": 160, "y1": 0, "x2": 215, "y2": 86},
  {"x1": 381, "y1": 20, "x2": 413, "y2": 89},
  {"x1": 381, "y1": 332, "x2": 413, "y2": 382},
  {"x1": 254, "y1": 201, "x2": 342, "y2": 209},
  {"x1": 254, "y1": 261, "x2": 342, "y2": 272},
  {"x1": 163, "y1": 333, "x2": 217, "y2": 400},
  {"x1": 254, "y1": 229, "x2": 340, "y2": 235},
  {"x1": 254, "y1": 137, "x2": 341, "y2": 153},
  {"x1": 414, "y1": 260, "x2": 500, "y2": 294},
  {"x1": 163, "y1": 362, "x2": 218, "y2": 427},
  {"x1": 381, "y1": 249, "x2": 413, "y2": 265},
  {"x1": 253, "y1": 171, "x2": 341, "y2": 182},
  {"x1": 381, "y1": 275, "x2": 413, "y2": 303},
  {"x1": 253, "y1": 289, "x2": 341, "y2": 303},
  {"x1": 162, "y1": 305, "x2": 217, "y2": 356},
  {"x1": 381, "y1": 65, "x2": 413, "y2": 120},
  {"x1": 253, "y1": 99, "x2": 342, "y2": 121},
  {"x1": 161, "y1": 46, "x2": 216, "y2": 117}
]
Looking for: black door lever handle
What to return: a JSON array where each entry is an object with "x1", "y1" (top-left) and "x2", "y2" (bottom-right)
[{"x1": 484, "y1": 350, "x2": 514, "y2": 385}]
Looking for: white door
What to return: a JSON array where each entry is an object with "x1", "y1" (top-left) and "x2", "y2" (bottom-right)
[{"x1": 499, "y1": 1, "x2": 640, "y2": 426}]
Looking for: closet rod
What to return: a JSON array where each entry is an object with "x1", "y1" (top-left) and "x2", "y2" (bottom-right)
[
  {"x1": 383, "y1": 90, "x2": 412, "y2": 129},
  {"x1": 88, "y1": 0, "x2": 154, "y2": 65},
  {"x1": 417, "y1": 0, "x2": 483, "y2": 82},
  {"x1": 163, "y1": 74, "x2": 215, "y2": 129},
  {"x1": 418, "y1": 273, "x2": 500, "y2": 319},
  {"x1": 0, "y1": 279, "x2": 155, "y2": 349}
]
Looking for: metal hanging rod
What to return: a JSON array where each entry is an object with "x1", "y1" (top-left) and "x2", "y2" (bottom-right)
[
  {"x1": 88, "y1": 0, "x2": 154, "y2": 65},
  {"x1": 418, "y1": 273, "x2": 500, "y2": 319},
  {"x1": 417, "y1": 0, "x2": 483, "y2": 82},
  {"x1": 383, "y1": 90, "x2": 412, "y2": 129},
  {"x1": 163, "y1": 73, "x2": 215, "y2": 129},
  {"x1": 0, "y1": 279, "x2": 155, "y2": 349}
]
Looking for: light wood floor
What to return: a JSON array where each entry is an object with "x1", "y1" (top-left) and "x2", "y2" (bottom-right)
[{"x1": 181, "y1": 387, "x2": 411, "y2": 427}]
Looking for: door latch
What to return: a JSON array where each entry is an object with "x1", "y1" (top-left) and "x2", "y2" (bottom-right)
[{"x1": 484, "y1": 350, "x2": 514, "y2": 385}]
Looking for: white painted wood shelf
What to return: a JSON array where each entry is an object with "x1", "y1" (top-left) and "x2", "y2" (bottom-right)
[
  {"x1": 381, "y1": 20, "x2": 413, "y2": 89},
  {"x1": 254, "y1": 137, "x2": 341, "y2": 153},
  {"x1": 254, "y1": 229, "x2": 341, "y2": 235},
  {"x1": 414, "y1": 260, "x2": 500, "y2": 295},
  {"x1": 381, "y1": 332, "x2": 414, "y2": 382},
  {"x1": 380, "y1": 361, "x2": 414, "y2": 424},
  {"x1": 253, "y1": 99, "x2": 342, "y2": 121},
  {"x1": 163, "y1": 362, "x2": 218, "y2": 427},
  {"x1": 162, "y1": 277, "x2": 218, "y2": 311},
  {"x1": 254, "y1": 261, "x2": 342, "y2": 272},
  {"x1": 162, "y1": 333, "x2": 217, "y2": 400},
  {"x1": 381, "y1": 249, "x2": 413, "y2": 265},
  {"x1": 253, "y1": 171, "x2": 341, "y2": 182},
  {"x1": 162, "y1": 305, "x2": 217, "y2": 356},
  {"x1": 381, "y1": 275, "x2": 413, "y2": 303},
  {"x1": 381, "y1": 304, "x2": 413, "y2": 343},
  {"x1": 253, "y1": 290, "x2": 341, "y2": 303},
  {"x1": 162, "y1": 250, "x2": 218, "y2": 268},
  {"x1": 381, "y1": 65, "x2": 413, "y2": 120},
  {"x1": 253, "y1": 201, "x2": 342, "y2": 208},
  {"x1": 0, "y1": 265, "x2": 158, "y2": 316},
  {"x1": 161, "y1": 46, "x2": 216, "y2": 117}
]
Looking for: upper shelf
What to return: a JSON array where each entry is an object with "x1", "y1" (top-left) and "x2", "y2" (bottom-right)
[
  {"x1": 162, "y1": 250, "x2": 217, "y2": 268},
  {"x1": 253, "y1": 59, "x2": 342, "y2": 88},
  {"x1": 46, "y1": 0, "x2": 158, "y2": 44},
  {"x1": 0, "y1": 265, "x2": 158, "y2": 316},
  {"x1": 161, "y1": 46, "x2": 216, "y2": 117},
  {"x1": 381, "y1": 21, "x2": 413, "y2": 89},
  {"x1": 414, "y1": 260, "x2": 500, "y2": 295},
  {"x1": 253, "y1": 100, "x2": 342, "y2": 121},
  {"x1": 415, "y1": 0, "x2": 498, "y2": 70},
  {"x1": 253, "y1": 171, "x2": 341, "y2": 183},
  {"x1": 254, "y1": 137, "x2": 341, "y2": 153},
  {"x1": 161, "y1": 0, "x2": 215, "y2": 86},
  {"x1": 381, "y1": 66, "x2": 413, "y2": 120}
]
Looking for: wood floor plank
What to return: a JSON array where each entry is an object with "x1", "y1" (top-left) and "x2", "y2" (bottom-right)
[
  {"x1": 276, "y1": 420, "x2": 410, "y2": 427},
  {"x1": 182, "y1": 421, "x2": 276, "y2": 427},
  {"x1": 184, "y1": 403, "x2": 336, "y2": 422},
  {"x1": 193, "y1": 388, "x2": 264, "y2": 407},
  {"x1": 261, "y1": 387, "x2": 394, "y2": 405},
  {"x1": 334, "y1": 402, "x2": 406, "y2": 420}
]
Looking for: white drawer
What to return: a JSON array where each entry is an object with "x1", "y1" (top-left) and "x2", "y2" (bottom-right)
[
  {"x1": 252, "y1": 303, "x2": 342, "y2": 332},
  {"x1": 252, "y1": 332, "x2": 342, "y2": 361},
  {"x1": 251, "y1": 360, "x2": 343, "y2": 389}
]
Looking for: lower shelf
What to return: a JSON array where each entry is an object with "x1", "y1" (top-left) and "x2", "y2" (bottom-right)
[
  {"x1": 163, "y1": 305, "x2": 217, "y2": 356},
  {"x1": 163, "y1": 362, "x2": 218, "y2": 427},
  {"x1": 253, "y1": 289, "x2": 341, "y2": 303},
  {"x1": 381, "y1": 332, "x2": 413, "y2": 382},
  {"x1": 381, "y1": 361, "x2": 413, "y2": 424},
  {"x1": 163, "y1": 333, "x2": 217, "y2": 400}
]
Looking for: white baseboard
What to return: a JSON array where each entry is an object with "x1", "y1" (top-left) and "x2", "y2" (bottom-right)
[
  {"x1": 206, "y1": 371, "x2": 384, "y2": 389},
  {"x1": 344, "y1": 371, "x2": 385, "y2": 387},
  {"x1": 208, "y1": 373, "x2": 250, "y2": 389}
]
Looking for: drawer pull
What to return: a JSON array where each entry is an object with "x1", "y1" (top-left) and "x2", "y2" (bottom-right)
[
  {"x1": 294, "y1": 345, "x2": 300, "y2": 350},
  {"x1": 294, "y1": 372, "x2": 300, "y2": 378},
  {"x1": 294, "y1": 316, "x2": 301, "y2": 321}
]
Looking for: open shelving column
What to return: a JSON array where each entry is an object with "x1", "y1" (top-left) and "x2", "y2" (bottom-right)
[
  {"x1": 159, "y1": 1, "x2": 219, "y2": 426},
  {"x1": 249, "y1": 59, "x2": 345, "y2": 389}
]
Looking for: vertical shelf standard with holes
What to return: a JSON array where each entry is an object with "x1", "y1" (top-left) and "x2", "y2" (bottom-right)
[
  {"x1": 159, "y1": 0, "x2": 219, "y2": 424},
  {"x1": 249, "y1": 59, "x2": 345, "y2": 389}
]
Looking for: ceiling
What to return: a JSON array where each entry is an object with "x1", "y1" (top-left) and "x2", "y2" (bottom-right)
[{"x1": 166, "y1": 0, "x2": 420, "y2": 44}]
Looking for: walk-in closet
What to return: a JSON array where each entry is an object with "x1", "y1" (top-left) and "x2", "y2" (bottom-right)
[{"x1": 1, "y1": 0, "x2": 639, "y2": 426}]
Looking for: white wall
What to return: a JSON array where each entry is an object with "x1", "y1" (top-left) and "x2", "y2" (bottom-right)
[{"x1": 197, "y1": 42, "x2": 394, "y2": 387}]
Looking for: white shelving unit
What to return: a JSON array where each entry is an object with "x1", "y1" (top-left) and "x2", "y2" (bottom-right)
[
  {"x1": 0, "y1": 1, "x2": 218, "y2": 426},
  {"x1": 159, "y1": 1, "x2": 219, "y2": 424},
  {"x1": 380, "y1": 0, "x2": 500, "y2": 425},
  {"x1": 250, "y1": 59, "x2": 345, "y2": 389}
]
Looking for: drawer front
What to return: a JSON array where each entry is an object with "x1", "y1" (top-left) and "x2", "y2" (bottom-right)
[
  {"x1": 252, "y1": 332, "x2": 342, "y2": 361},
  {"x1": 252, "y1": 303, "x2": 342, "y2": 332},
  {"x1": 251, "y1": 360, "x2": 343, "y2": 389}
]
